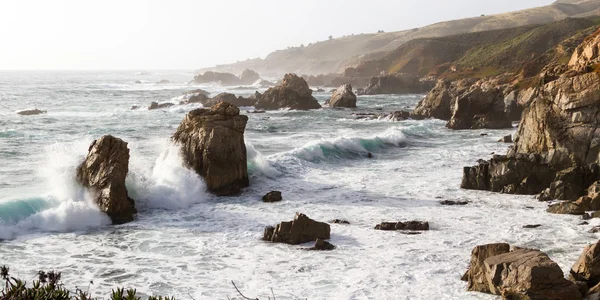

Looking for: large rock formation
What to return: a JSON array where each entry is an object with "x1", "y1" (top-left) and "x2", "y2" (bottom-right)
[
  {"x1": 201, "y1": 93, "x2": 257, "y2": 108},
  {"x1": 462, "y1": 29, "x2": 600, "y2": 202},
  {"x1": 570, "y1": 240, "x2": 600, "y2": 288},
  {"x1": 359, "y1": 73, "x2": 434, "y2": 95},
  {"x1": 193, "y1": 71, "x2": 241, "y2": 86},
  {"x1": 76, "y1": 135, "x2": 136, "y2": 224},
  {"x1": 412, "y1": 77, "x2": 514, "y2": 129},
  {"x1": 255, "y1": 74, "x2": 322, "y2": 110},
  {"x1": 325, "y1": 84, "x2": 357, "y2": 108},
  {"x1": 464, "y1": 244, "x2": 582, "y2": 300},
  {"x1": 239, "y1": 69, "x2": 260, "y2": 85},
  {"x1": 172, "y1": 102, "x2": 249, "y2": 196},
  {"x1": 263, "y1": 213, "x2": 331, "y2": 245}
]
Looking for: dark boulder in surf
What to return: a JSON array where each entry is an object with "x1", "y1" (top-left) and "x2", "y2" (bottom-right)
[
  {"x1": 262, "y1": 191, "x2": 282, "y2": 203},
  {"x1": 17, "y1": 109, "x2": 46, "y2": 116},
  {"x1": 76, "y1": 135, "x2": 137, "y2": 224},
  {"x1": 172, "y1": 102, "x2": 249, "y2": 196},
  {"x1": 263, "y1": 213, "x2": 331, "y2": 245},
  {"x1": 375, "y1": 221, "x2": 429, "y2": 231},
  {"x1": 148, "y1": 102, "x2": 174, "y2": 110},
  {"x1": 325, "y1": 84, "x2": 357, "y2": 108},
  {"x1": 255, "y1": 74, "x2": 321, "y2": 110}
]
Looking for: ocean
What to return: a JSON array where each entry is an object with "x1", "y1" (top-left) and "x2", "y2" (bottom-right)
[{"x1": 0, "y1": 70, "x2": 593, "y2": 299}]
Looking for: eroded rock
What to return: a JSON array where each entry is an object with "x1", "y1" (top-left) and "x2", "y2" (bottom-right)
[
  {"x1": 263, "y1": 213, "x2": 331, "y2": 245},
  {"x1": 326, "y1": 83, "x2": 357, "y2": 108}
]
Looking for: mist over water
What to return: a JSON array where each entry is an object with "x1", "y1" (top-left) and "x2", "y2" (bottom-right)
[{"x1": 0, "y1": 71, "x2": 593, "y2": 299}]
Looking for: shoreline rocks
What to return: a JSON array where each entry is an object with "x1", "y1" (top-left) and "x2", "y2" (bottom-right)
[
  {"x1": 263, "y1": 213, "x2": 331, "y2": 245},
  {"x1": 375, "y1": 221, "x2": 429, "y2": 231},
  {"x1": 326, "y1": 83, "x2": 357, "y2": 108},
  {"x1": 359, "y1": 73, "x2": 434, "y2": 95},
  {"x1": 172, "y1": 102, "x2": 249, "y2": 196},
  {"x1": 255, "y1": 74, "x2": 321, "y2": 110},
  {"x1": 76, "y1": 135, "x2": 136, "y2": 224},
  {"x1": 262, "y1": 191, "x2": 282, "y2": 203}
]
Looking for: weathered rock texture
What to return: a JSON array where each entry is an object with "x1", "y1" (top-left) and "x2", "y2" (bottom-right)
[
  {"x1": 461, "y1": 29, "x2": 600, "y2": 206},
  {"x1": 570, "y1": 240, "x2": 600, "y2": 289},
  {"x1": 263, "y1": 213, "x2": 331, "y2": 245},
  {"x1": 255, "y1": 74, "x2": 322, "y2": 110},
  {"x1": 325, "y1": 84, "x2": 357, "y2": 108},
  {"x1": 374, "y1": 221, "x2": 429, "y2": 231},
  {"x1": 463, "y1": 243, "x2": 511, "y2": 293},
  {"x1": 201, "y1": 93, "x2": 257, "y2": 108},
  {"x1": 172, "y1": 102, "x2": 249, "y2": 196},
  {"x1": 359, "y1": 73, "x2": 434, "y2": 95},
  {"x1": 76, "y1": 135, "x2": 136, "y2": 224},
  {"x1": 262, "y1": 191, "x2": 282, "y2": 203}
]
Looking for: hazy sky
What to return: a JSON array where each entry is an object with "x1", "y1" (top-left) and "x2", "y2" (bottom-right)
[{"x1": 0, "y1": 0, "x2": 555, "y2": 70}]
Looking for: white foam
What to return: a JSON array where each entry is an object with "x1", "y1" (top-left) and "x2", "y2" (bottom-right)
[{"x1": 246, "y1": 142, "x2": 281, "y2": 178}]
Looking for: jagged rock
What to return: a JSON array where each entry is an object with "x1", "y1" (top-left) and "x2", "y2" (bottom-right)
[
  {"x1": 570, "y1": 240, "x2": 600, "y2": 288},
  {"x1": 193, "y1": 71, "x2": 241, "y2": 85},
  {"x1": 446, "y1": 86, "x2": 512, "y2": 130},
  {"x1": 464, "y1": 243, "x2": 511, "y2": 293},
  {"x1": 523, "y1": 224, "x2": 542, "y2": 228},
  {"x1": 326, "y1": 84, "x2": 357, "y2": 108},
  {"x1": 263, "y1": 213, "x2": 331, "y2": 245},
  {"x1": 17, "y1": 109, "x2": 46, "y2": 116},
  {"x1": 412, "y1": 79, "x2": 475, "y2": 120},
  {"x1": 308, "y1": 238, "x2": 335, "y2": 251},
  {"x1": 148, "y1": 102, "x2": 174, "y2": 110},
  {"x1": 239, "y1": 69, "x2": 260, "y2": 85},
  {"x1": 172, "y1": 102, "x2": 249, "y2": 196},
  {"x1": 262, "y1": 191, "x2": 282, "y2": 203},
  {"x1": 316, "y1": 88, "x2": 325, "y2": 92},
  {"x1": 76, "y1": 135, "x2": 136, "y2": 224},
  {"x1": 440, "y1": 200, "x2": 469, "y2": 206},
  {"x1": 201, "y1": 93, "x2": 256, "y2": 108},
  {"x1": 547, "y1": 201, "x2": 587, "y2": 215},
  {"x1": 329, "y1": 219, "x2": 350, "y2": 224},
  {"x1": 483, "y1": 249, "x2": 582, "y2": 299},
  {"x1": 255, "y1": 74, "x2": 321, "y2": 110},
  {"x1": 499, "y1": 135, "x2": 513, "y2": 143},
  {"x1": 360, "y1": 73, "x2": 434, "y2": 95},
  {"x1": 569, "y1": 28, "x2": 600, "y2": 71},
  {"x1": 375, "y1": 221, "x2": 429, "y2": 231},
  {"x1": 379, "y1": 111, "x2": 411, "y2": 121}
]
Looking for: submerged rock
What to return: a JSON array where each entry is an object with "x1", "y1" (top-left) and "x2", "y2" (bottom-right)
[
  {"x1": 498, "y1": 134, "x2": 513, "y2": 143},
  {"x1": 148, "y1": 102, "x2": 174, "y2": 110},
  {"x1": 375, "y1": 221, "x2": 429, "y2": 231},
  {"x1": 308, "y1": 239, "x2": 335, "y2": 251},
  {"x1": 255, "y1": 74, "x2": 321, "y2": 110},
  {"x1": 76, "y1": 135, "x2": 136, "y2": 224},
  {"x1": 262, "y1": 191, "x2": 282, "y2": 203},
  {"x1": 330, "y1": 219, "x2": 350, "y2": 224},
  {"x1": 202, "y1": 92, "x2": 256, "y2": 108},
  {"x1": 263, "y1": 213, "x2": 331, "y2": 245},
  {"x1": 440, "y1": 200, "x2": 469, "y2": 206},
  {"x1": 326, "y1": 84, "x2": 357, "y2": 108},
  {"x1": 172, "y1": 102, "x2": 249, "y2": 196},
  {"x1": 17, "y1": 109, "x2": 46, "y2": 116}
]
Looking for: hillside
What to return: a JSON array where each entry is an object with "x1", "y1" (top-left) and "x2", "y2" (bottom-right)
[{"x1": 199, "y1": 0, "x2": 600, "y2": 76}]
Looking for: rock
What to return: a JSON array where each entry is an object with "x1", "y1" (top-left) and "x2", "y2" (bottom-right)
[
  {"x1": 590, "y1": 226, "x2": 600, "y2": 233},
  {"x1": 258, "y1": 79, "x2": 275, "y2": 87},
  {"x1": 17, "y1": 109, "x2": 46, "y2": 116},
  {"x1": 193, "y1": 71, "x2": 241, "y2": 86},
  {"x1": 569, "y1": 28, "x2": 600, "y2": 71},
  {"x1": 262, "y1": 191, "x2": 282, "y2": 203},
  {"x1": 379, "y1": 111, "x2": 411, "y2": 121},
  {"x1": 131, "y1": 105, "x2": 139, "y2": 110},
  {"x1": 570, "y1": 240, "x2": 600, "y2": 287},
  {"x1": 263, "y1": 213, "x2": 331, "y2": 245},
  {"x1": 499, "y1": 135, "x2": 513, "y2": 143},
  {"x1": 446, "y1": 85, "x2": 512, "y2": 130},
  {"x1": 483, "y1": 249, "x2": 582, "y2": 299},
  {"x1": 201, "y1": 93, "x2": 256, "y2": 108},
  {"x1": 308, "y1": 239, "x2": 335, "y2": 251},
  {"x1": 134, "y1": 80, "x2": 142, "y2": 84},
  {"x1": 326, "y1": 84, "x2": 357, "y2": 108},
  {"x1": 239, "y1": 69, "x2": 260, "y2": 85},
  {"x1": 360, "y1": 73, "x2": 434, "y2": 95},
  {"x1": 148, "y1": 102, "x2": 174, "y2": 110},
  {"x1": 523, "y1": 224, "x2": 542, "y2": 228},
  {"x1": 316, "y1": 88, "x2": 325, "y2": 92},
  {"x1": 76, "y1": 135, "x2": 136, "y2": 224},
  {"x1": 412, "y1": 78, "x2": 475, "y2": 120},
  {"x1": 247, "y1": 109, "x2": 266, "y2": 114},
  {"x1": 156, "y1": 79, "x2": 170, "y2": 84},
  {"x1": 547, "y1": 201, "x2": 587, "y2": 215},
  {"x1": 464, "y1": 243, "x2": 511, "y2": 292},
  {"x1": 580, "y1": 221, "x2": 590, "y2": 225},
  {"x1": 439, "y1": 200, "x2": 469, "y2": 206},
  {"x1": 375, "y1": 221, "x2": 429, "y2": 231},
  {"x1": 329, "y1": 219, "x2": 350, "y2": 224},
  {"x1": 584, "y1": 213, "x2": 593, "y2": 220},
  {"x1": 172, "y1": 102, "x2": 249, "y2": 196},
  {"x1": 255, "y1": 74, "x2": 321, "y2": 110}
]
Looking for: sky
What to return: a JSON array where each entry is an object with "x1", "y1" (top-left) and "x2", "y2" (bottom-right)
[{"x1": 0, "y1": 0, "x2": 555, "y2": 70}]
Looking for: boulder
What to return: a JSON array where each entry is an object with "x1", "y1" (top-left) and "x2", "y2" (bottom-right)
[
  {"x1": 17, "y1": 109, "x2": 46, "y2": 116},
  {"x1": 239, "y1": 69, "x2": 260, "y2": 85},
  {"x1": 201, "y1": 93, "x2": 256, "y2": 108},
  {"x1": 379, "y1": 111, "x2": 411, "y2": 121},
  {"x1": 193, "y1": 71, "x2": 241, "y2": 86},
  {"x1": 375, "y1": 221, "x2": 429, "y2": 231},
  {"x1": 446, "y1": 86, "x2": 512, "y2": 130},
  {"x1": 263, "y1": 213, "x2": 331, "y2": 245},
  {"x1": 547, "y1": 201, "x2": 587, "y2": 215},
  {"x1": 360, "y1": 73, "x2": 434, "y2": 95},
  {"x1": 76, "y1": 135, "x2": 136, "y2": 224},
  {"x1": 172, "y1": 102, "x2": 249, "y2": 196},
  {"x1": 440, "y1": 200, "x2": 469, "y2": 206},
  {"x1": 326, "y1": 84, "x2": 357, "y2": 108},
  {"x1": 499, "y1": 135, "x2": 513, "y2": 143},
  {"x1": 258, "y1": 80, "x2": 275, "y2": 87},
  {"x1": 255, "y1": 74, "x2": 321, "y2": 110},
  {"x1": 308, "y1": 239, "x2": 335, "y2": 251},
  {"x1": 262, "y1": 191, "x2": 282, "y2": 203},
  {"x1": 148, "y1": 102, "x2": 174, "y2": 110},
  {"x1": 412, "y1": 79, "x2": 475, "y2": 120},
  {"x1": 570, "y1": 240, "x2": 600, "y2": 288},
  {"x1": 483, "y1": 249, "x2": 582, "y2": 299},
  {"x1": 464, "y1": 243, "x2": 511, "y2": 293},
  {"x1": 329, "y1": 219, "x2": 350, "y2": 224}
]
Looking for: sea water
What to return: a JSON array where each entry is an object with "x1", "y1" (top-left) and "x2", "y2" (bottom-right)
[{"x1": 0, "y1": 70, "x2": 594, "y2": 299}]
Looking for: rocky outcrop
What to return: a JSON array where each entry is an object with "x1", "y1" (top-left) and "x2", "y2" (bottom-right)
[
  {"x1": 201, "y1": 93, "x2": 256, "y2": 108},
  {"x1": 464, "y1": 244, "x2": 582, "y2": 299},
  {"x1": 193, "y1": 71, "x2": 241, "y2": 85},
  {"x1": 148, "y1": 102, "x2": 175, "y2": 110},
  {"x1": 239, "y1": 69, "x2": 260, "y2": 85},
  {"x1": 325, "y1": 84, "x2": 357, "y2": 108},
  {"x1": 262, "y1": 191, "x2": 282, "y2": 203},
  {"x1": 570, "y1": 240, "x2": 600, "y2": 288},
  {"x1": 359, "y1": 73, "x2": 434, "y2": 95},
  {"x1": 179, "y1": 89, "x2": 211, "y2": 105},
  {"x1": 461, "y1": 29, "x2": 600, "y2": 202},
  {"x1": 76, "y1": 135, "x2": 136, "y2": 224},
  {"x1": 309, "y1": 239, "x2": 335, "y2": 251},
  {"x1": 374, "y1": 221, "x2": 429, "y2": 231},
  {"x1": 255, "y1": 74, "x2": 321, "y2": 110},
  {"x1": 172, "y1": 102, "x2": 249, "y2": 196},
  {"x1": 17, "y1": 109, "x2": 46, "y2": 116},
  {"x1": 263, "y1": 213, "x2": 331, "y2": 245},
  {"x1": 412, "y1": 79, "x2": 474, "y2": 120}
]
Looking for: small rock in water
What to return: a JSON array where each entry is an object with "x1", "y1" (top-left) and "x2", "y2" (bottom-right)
[
  {"x1": 583, "y1": 213, "x2": 592, "y2": 220},
  {"x1": 498, "y1": 134, "x2": 513, "y2": 143},
  {"x1": 329, "y1": 219, "x2": 350, "y2": 225},
  {"x1": 131, "y1": 105, "x2": 139, "y2": 110},
  {"x1": 525, "y1": 206, "x2": 535, "y2": 209},
  {"x1": 262, "y1": 191, "x2": 282, "y2": 203},
  {"x1": 375, "y1": 221, "x2": 429, "y2": 231},
  {"x1": 589, "y1": 226, "x2": 600, "y2": 233},
  {"x1": 400, "y1": 231, "x2": 423, "y2": 235},
  {"x1": 523, "y1": 224, "x2": 542, "y2": 229},
  {"x1": 17, "y1": 109, "x2": 46, "y2": 116},
  {"x1": 440, "y1": 200, "x2": 469, "y2": 206},
  {"x1": 579, "y1": 221, "x2": 589, "y2": 226},
  {"x1": 480, "y1": 133, "x2": 488, "y2": 136},
  {"x1": 367, "y1": 152, "x2": 373, "y2": 158},
  {"x1": 308, "y1": 239, "x2": 335, "y2": 251}
]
